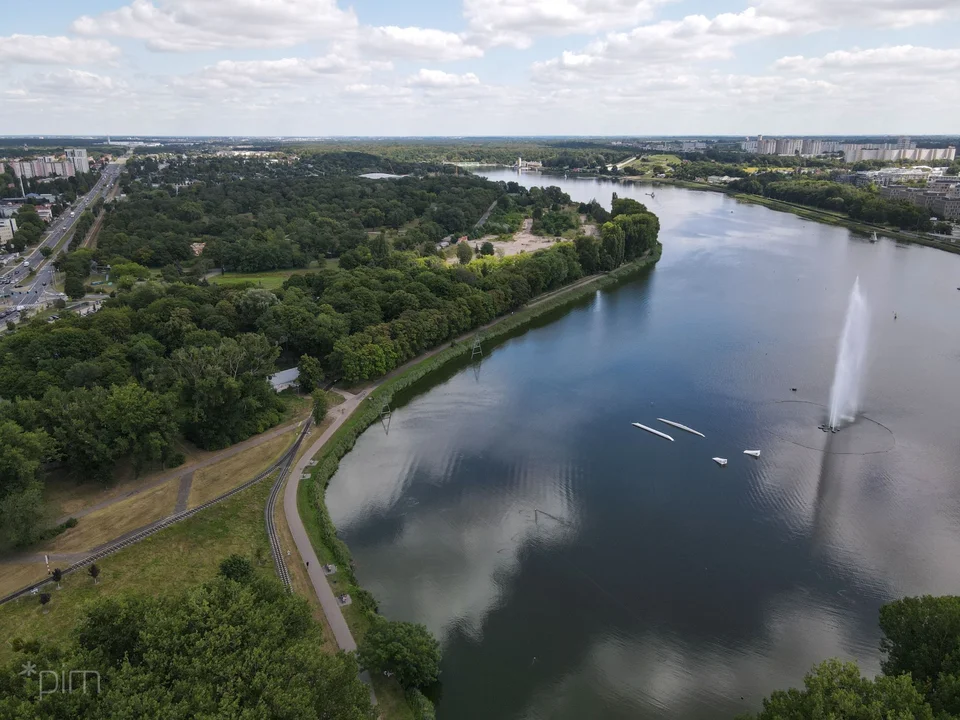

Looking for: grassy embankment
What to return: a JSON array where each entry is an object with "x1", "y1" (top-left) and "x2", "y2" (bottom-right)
[
  {"x1": 0, "y1": 479, "x2": 279, "y2": 666},
  {"x1": 294, "y1": 245, "x2": 662, "y2": 717}
]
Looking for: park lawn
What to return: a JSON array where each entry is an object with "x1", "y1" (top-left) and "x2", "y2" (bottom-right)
[
  {"x1": 210, "y1": 269, "x2": 314, "y2": 290},
  {"x1": 0, "y1": 479, "x2": 276, "y2": 666},
  {"x1": 43, "y1": 478, "x2": 180, "y2": 553},
  {"x1": 188, "y1": 431, "x2": 295, "y2": 508}
]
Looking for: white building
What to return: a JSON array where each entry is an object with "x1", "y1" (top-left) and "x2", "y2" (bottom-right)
[
  {"x1": 0, "y1": 218, "x2": 17, "y2": 243},
  {"x1": 269, "y1": 367, "x2": 300, "y2": 392},
  {"x1": 65, "y1": 148, "x2": 90, "y2": 174}
]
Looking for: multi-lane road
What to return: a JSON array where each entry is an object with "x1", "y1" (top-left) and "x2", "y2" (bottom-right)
[{"x1": 0, "y1": 162, "x2": 123, "y2": 324}]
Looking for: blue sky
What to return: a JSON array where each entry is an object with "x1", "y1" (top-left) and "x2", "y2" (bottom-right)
[{"x1": 1, "y1": 0, "x2": 958, "y2": 136}]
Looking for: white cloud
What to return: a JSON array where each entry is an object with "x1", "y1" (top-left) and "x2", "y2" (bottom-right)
[
  {"x1": 405, "y1": 69, "x2": 481, "y2": 89},
  {"x1": 776, "y1": 45, "x2": 960, "y2": 75},
  {"x1": 756, "y1": 0, "x2": 956, "y2": 30},
  {"x1": 0, "y1": 34, "x2": 120, "y2": 65},
  {"x1": 464, "y1": 0, "x2": 675, "y2": 48},
  {"x1": 170, "y1": 55, "x2": 387, "y2": 94},
  {"x1": 72, "y1": 0, "x2": 357, "y2": 52},
  {"x1": 361, "y1": 26, "x2": 483, "y2": 61},
  {"x1": 532, "y1": 9, "x2": 792, "y2": 83}
]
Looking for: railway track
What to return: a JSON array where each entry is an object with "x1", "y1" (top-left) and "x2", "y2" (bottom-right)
[
  {"x1": 265, "y1": 418, "x2": 312, "y2": 590},
  {"x1": 0, "y1": 421, "x2": 311, "y2": 606}
]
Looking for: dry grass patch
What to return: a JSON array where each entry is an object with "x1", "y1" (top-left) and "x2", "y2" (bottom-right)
[
  {"x1": 188, "y1": 432, "x2": 295, "y2": 509},
  {"x1": 0, "y1": 564, "x2": 50, "y2": 599},
  {"x1": 43, "y1": 479, "x2": 179, "y2": 553}
]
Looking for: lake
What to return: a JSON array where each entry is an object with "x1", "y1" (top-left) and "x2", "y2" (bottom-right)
[{"x1": 327, "y1": 169, "x2": 960, "y2": 719}]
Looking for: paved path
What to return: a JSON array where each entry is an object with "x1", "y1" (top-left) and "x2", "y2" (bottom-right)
[
  {"x1": 174, "y1": 472, "x2": 194, "y2": 514},
  {"x1": 55, "y1": 419, "x2": 302, "y2": 525},
  {"x1": 283, "y1": 393, "x2": 367, "y2": 652}
]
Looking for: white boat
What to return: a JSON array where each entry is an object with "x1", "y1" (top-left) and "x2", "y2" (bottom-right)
[
  {"x1": 712, "y1": 457, "x2": 728, "y2": 466},
  {"x1": 657, "y1": 418, "x2": 705, "y2": 438},
  {"x1": 632, "y1": 423, "x2": 674, "y2": 441},
  {"x1": 870, "y1": 232, "x2": 878, "y2": 243},
  {"x1": 743, "y1": 450, "x2": 760, "y2": 458}
]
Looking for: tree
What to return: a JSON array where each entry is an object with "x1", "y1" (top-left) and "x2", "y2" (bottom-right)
[
  {"x1": 312, "y1": 390, "x2": 328, "y2": 425},
  {"x1": 359, "y1": 617, "x2": 441, "y2": 690},
  {"x1": 297, "y1": 354, "x2": 324, "y2": 393},
  {"x1": 52, "y1": 568, "x2": 62, "y2": 589},
  {"x1": 880, "y1": 595, "x2": 960, "y2": 716},
  {"x1": 218, "y1": 554, "x2": 254, "y2": 583},
  {"x1": 88, "y1": 564, "x2": 100, "y2": 584},
  {"x1": 54, "y1": 297, "x2": 66, "y2": 309},
  {"x1": 739, "y1": 659, "x2": 933, "y2": 720},
  {"x1": 64, "y1": 274, "x2": 86, "y2": 299},
  {"x1": 39, "y1": 246, "x2": 52, "y2": 258},
  {"x1": 599, "y1": 222, "x2": 626, "y2": 271},
  {"x1": 456, "y1": 241, "x2": 473, "y2": 265},
  {"x1": 40, "y1": 592, "x2": 51, "y2": 613},
  {"x1": 480, "y1": 241, "x2": 495, "y2": 256}
]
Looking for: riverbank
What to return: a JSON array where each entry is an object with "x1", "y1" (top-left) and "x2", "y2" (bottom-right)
[
  {"x1": 293, "y1": 246, "x2": 661, "y2": 716},
  {"x1": 624, "y1": 177, "x2": 960, "y2": 255}
]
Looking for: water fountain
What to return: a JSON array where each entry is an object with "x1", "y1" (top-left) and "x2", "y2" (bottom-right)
[{"x1": 821, "y1": 277, "x2": 869, "y2": 431}]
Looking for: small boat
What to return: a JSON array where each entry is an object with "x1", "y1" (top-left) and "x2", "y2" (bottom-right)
[
  {"x1": 743, "y1": 450, "x2": 760, "y2": 458},
  {"x1": 870, "y1": 232, "x2": 878, "y2": 243},
  {"x1": 712, "y1": 457, "x2": 728, "y2": 467},
  {"x1": 657, "y1": 418, "x2": 705, "y2": 438},
  {"x1": 632, "y1": 423, "x2": 674, "y2": 441}
]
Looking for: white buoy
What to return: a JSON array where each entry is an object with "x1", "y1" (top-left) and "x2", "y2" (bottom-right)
[
  {"x1": 743, "y1": 450, "x2": 760, "y2": 458},
  {"x1": 632, "y1": 423, "x2": 674, "y2": 441},
  {"x1": 657, "y1": 418, "x2": 705, "y2": 438},
  {"x1": 712, "y1": 457, "x2": 728, "y2": 466}
]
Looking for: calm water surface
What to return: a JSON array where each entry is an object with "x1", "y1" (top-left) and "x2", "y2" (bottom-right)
[{"x1": 327, "y1": 170, "x2": 960, "y2": 719}]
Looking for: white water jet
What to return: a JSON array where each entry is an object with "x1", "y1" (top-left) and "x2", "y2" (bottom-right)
[{"x1": 827, "y1": 277, "x2": 870, "y2": 429}]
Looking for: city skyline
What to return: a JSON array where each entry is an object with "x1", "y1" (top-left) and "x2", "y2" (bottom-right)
[{"x1": 1, "y1": 0, "x2": 959, "y2": 136}]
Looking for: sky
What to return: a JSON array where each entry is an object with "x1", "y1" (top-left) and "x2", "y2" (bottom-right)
[{"x1": 1, "y1": 0, "x2": 958, "y2": 137}]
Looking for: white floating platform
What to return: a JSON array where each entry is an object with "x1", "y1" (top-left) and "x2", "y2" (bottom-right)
[
  {"x1": 632, "y1": 423, "x2": 674, "y2": 441},
  {"x1": 712, "y1": 457, "x2": 728, "y2": 467},
  {"x1": 743, "y1": 450, "x2": 760, "y2": 458},
  {"x1": 657, "y1": 418, "x2": 705, "y2": 438}
]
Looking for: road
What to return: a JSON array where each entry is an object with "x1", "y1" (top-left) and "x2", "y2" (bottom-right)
[{"x1": 0, "y1": 162, "x2": 124, "y2": 324}]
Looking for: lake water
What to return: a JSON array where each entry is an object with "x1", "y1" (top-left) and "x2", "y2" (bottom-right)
[{"x1": 327, "y1": 170, "x2": 960, "y2": 719}]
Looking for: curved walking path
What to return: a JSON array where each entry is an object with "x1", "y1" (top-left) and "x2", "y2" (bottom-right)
[{"x1": 284, "y1": 394, "x2": 368, "y2": 652}]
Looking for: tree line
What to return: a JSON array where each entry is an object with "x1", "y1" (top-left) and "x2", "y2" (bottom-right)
[{"x1": 728, "y1": 175, "x2": 934, "y2": 231}]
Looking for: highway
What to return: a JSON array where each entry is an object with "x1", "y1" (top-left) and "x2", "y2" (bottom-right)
[{"x1": 0, "y1": 162, "x2": 123, "y2": 325}]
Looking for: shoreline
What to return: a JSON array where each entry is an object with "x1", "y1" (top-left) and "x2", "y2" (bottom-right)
[
  {"x1": 289, "y1": 246, "x2": 662, "y2": 706},
  {"x1": 506, "y1": 170, "x2": 959, "y2": 255}
]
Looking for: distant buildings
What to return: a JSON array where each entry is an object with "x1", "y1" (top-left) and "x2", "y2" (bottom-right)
[
  {"x1": 65, "y1": 148, "x2": 90, "y2": 174},
  {"x1": 877, "y1": 173, "x2": 960, "y2": 221},
  {"x1": 0, "y1": 218, "x2": 17, "y2": 243},
  {"x1": 843, "y1": 143, "x2": 956, "y2": 164},
  {"x1": 739, "y1": 136, "x2": 956, "y2": 163},
  {"x1": 0, "y1": 148, "x2": 91, "y2": 179}
]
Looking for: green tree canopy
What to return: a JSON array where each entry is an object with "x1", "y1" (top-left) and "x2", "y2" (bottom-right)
[
  {"x1": 0, "y1": 573, "x2": 376, "y2": 719},
  {"x1": 359, "y1": 617, "x2": 442, "y2": 690}
]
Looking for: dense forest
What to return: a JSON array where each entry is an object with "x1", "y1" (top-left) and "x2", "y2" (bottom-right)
[
  {"x1": 104, "y1": 158, "x2": 502, "y2": 270},
  {"x1": 742, "y1": 595, "x2": 960, "y2": 719},
  {"x1": 0, "y1": 157, "x2": 660, "y2": 549},
  {"x1": 728, "y1": 175, "x2": 934, "y2": 230}
]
